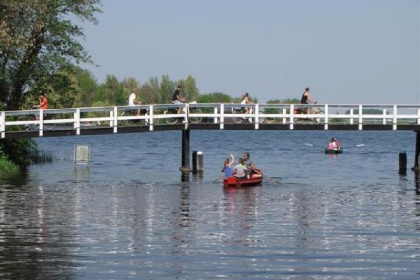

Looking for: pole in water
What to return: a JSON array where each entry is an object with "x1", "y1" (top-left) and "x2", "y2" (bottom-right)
[
  {"x1": 181, "y1": 129, "x2": 191, "y2": 173},
  {"x1": 399, "y1": 151, "x2": 407, "y2": 175},
  {"x1": 412, "y1": 130, "x2": 420, "y2": 172},
  {"x1": 192, "y1": 151, "x2": 204, "y2": 174}
]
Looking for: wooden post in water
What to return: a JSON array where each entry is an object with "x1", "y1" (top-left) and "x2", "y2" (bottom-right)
[
  {"x1": 413, "y1": 130, "x2": 420, "y2": 172},
  {"x1": 399, "y1": 151, "x2": 407, "y2": 175},
  {"x1": 181, "y1": 129, "x2": 190, "y2": 173}
]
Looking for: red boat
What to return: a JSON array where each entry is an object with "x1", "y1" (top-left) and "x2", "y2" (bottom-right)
[{"x1": 223, "y1": 168, "x2": 264, "y2": 187}]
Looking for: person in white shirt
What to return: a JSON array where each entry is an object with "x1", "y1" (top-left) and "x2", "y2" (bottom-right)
[{"x1": 128, "y1": 88, "x2": 142, "y2": 115}]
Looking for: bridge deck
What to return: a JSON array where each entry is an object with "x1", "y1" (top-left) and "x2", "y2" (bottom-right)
[{"x1": 1, "y1": 103, "x2": 420, "y2": 138}]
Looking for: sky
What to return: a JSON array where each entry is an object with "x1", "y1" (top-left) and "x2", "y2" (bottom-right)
[{"x1": 79, "y1": 0, "x2": 420, "y2": 104}]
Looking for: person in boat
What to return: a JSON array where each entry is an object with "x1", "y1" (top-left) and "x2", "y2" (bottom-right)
[
  {"x1": 233, "y1": 158, "x2": 247, "y2": 180},
  {"x1": 333, "y1": 138, "x2": 341, "y2": 149},
  {"x1": 221, "y1": 154, "x2": 235, "y2": 178},
  {"x1": 243, "y1": 152, "x2": 254, "y2": 178},
  {"x1": 240, "y1": 92, "x2": 254, "y2": 115},
  {"x1": 328, "y1": 138, "x2": 337, "y2": 150},
  {"x1": 171, "y1": 85, "x2": 186, "y2": 114},
  {"x1": 300, "y1": 86, "x2": 316, "y2": 114}
]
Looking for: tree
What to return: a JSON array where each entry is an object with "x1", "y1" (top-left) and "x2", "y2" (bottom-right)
[
  {"x1": 159, "y1": 74, "x2": 175, "y2": 104},
  {"x1": 0, "y1": 0, "x2": 102, "y2": 110},
  {"x1": 197, "y1": 92, "x2": 232, "y2": 103}
]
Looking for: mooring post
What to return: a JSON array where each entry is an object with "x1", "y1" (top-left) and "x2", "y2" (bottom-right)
[
  {"x1": 181, "y1": 129, "x2": 190, "y2": 173},
  {"x1": 413, "y1": 130, "x2": 420, "y2": 172},
  {"x1": 399, "y1": 151, "x2": 407, "y2": 175}
]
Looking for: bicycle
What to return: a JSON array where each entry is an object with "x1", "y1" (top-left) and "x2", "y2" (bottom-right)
[
  {"x1": 294, "y1": 106, "x2": 321, "y2": 124},
  {"x1": 17, "y1": 108, "x2": 56, "y2": 130},
  {"x1": 232, "y1": 107, "x2": 265, "y2": 124},
  {"x1": 164, "y1": 102, "x2": 202, "y2": 124},
  {"x1": 119, "y1": 107, "x2": 150, "y2": 125}
]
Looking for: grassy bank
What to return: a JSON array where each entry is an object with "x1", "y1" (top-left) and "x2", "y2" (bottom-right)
[{"x1": 0, "y1": 155, "x2": 20, "y2": 178}]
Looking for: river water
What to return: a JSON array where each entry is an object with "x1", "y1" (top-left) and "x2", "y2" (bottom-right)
[{"x1": 1, "y1": 130, "x2": 419, "y2": 279}]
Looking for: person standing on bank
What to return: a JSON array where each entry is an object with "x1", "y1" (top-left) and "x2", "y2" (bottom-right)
[
  {"x1": 128, "y1": 88, "x2": 142, "y2": 116},
  {"x1": 171, "y1": 85, "x2": 186, "y2": 114},
  {"x1": 300, "y1": 87, "x2": 316, "y2": 114}
]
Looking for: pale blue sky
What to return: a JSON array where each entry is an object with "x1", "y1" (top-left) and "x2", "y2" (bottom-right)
[{"x1": 80, "y1": 0, "x2": 420, "y2": 104}]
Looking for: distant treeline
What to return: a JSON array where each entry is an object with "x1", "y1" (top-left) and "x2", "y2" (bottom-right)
[{"x1": 20, "y1": 67, "x2": 301, "y2": 109}]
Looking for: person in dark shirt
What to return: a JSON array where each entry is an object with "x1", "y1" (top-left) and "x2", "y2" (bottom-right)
[
  {"x1": 300, "y1": 87, "x2": 316, "y2": 114},
  {"x1": 171, "y1": 85, "x2": 186, "y2": 114}
]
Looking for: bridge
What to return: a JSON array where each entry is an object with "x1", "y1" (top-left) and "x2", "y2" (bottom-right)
[
  {"x1": 1, "y1": 103, "x2": 420, "y2": 138},
  {"x1": 2, "y1": 102, "x2": 420, "y2": 174}
]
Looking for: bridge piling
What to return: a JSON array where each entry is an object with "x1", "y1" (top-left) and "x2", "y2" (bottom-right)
[
  {"x1": 412, "y1": 130, "x2": 420, "y2": 172},
  {"x1": 180, "y1": 129, "x2": 191, "y2": 173}
]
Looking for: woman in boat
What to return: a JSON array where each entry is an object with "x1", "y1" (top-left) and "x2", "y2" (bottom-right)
[
  {"x1": 221, "y1": 154, "x2": 235, "y2": 178},
  {"x1": 328, "y1": 138, "x2": 337, "y2": 150},
  {"x1": 233, "y1": 158, "x2": 247, "y2": 180}
]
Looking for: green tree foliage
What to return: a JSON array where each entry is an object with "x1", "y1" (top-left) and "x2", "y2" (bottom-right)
[
  {"x1": 95, "y1": 75, "x2": 124, "y2": 106},
  {"x1": 181, "y1": 75, "x2": 199, "y2": 102},
  {"x1": 0, "y1": 0, "x2": 102, "y2": 110},
  {"x1": 160, "y1": 74, "x2": 176, "y2": 103},
  {"x1": 73, "y1": 67, "x2": 98, "y2": 108},
  {"x1": 197, "y1": 92, "x2": 232, "y2": 103}
]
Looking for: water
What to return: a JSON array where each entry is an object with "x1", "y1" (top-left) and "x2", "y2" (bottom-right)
[{"x1": 1, "y1": 130, "x2": 419, "y2": 279}]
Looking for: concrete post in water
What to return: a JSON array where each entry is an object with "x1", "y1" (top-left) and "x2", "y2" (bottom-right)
[
  {"x1": 181, "y1": 129, "x2": 190, "y2": 173},
  {"x1": 399, "y1": 151, "x2": 407, "y2": 175},
  {"x1": 412, "y1": 130, "x2": 420, "y2": 172},
  {"x1": 192, "y1": 151, "x2": 203, "y2": 174}
]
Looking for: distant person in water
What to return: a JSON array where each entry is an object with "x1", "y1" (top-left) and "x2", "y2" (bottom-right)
[{"x1": 221, "y1": 154, "x2": 235, "y2": 178}]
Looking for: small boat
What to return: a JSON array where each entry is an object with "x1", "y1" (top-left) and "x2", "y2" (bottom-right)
[
  {"x1": 223, "y1": 168, "x2": 263, "y2": 187},
  {"x1": 325, "y1": 148, "x2": 343, "y2": 154}
]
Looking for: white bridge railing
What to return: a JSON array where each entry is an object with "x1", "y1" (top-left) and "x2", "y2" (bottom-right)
[{"x1": 1, "y1": 103, "x2": 420, "y2": 138}]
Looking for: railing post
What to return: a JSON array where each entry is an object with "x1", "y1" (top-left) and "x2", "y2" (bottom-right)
[
  {"x1": 39, "y1": 109, "x2": 44, "y2": 137},
  {"x1": 149, "y1": 105, "x2": 154, "y2": 131},
  {"x1": 184, "y1": 104, "x2": 189, "y2": 129},
  {"x1": 113, "y1": 107, "x2": 118, "y2": 133},
  {"x1": 393, "y1": 105, "x2": 397, "y2": 130},
  {"x1": 109, "y1": 108, "x2": 114, "y2": 128},
  {"x1": 358, "y1": 105, "x2": 363, "y2": 130},
  {"x1": 290, "y1": 104, "x2": 294, "y2": 130},
  {"x1": 255, "y1": 104, "x2": 259, "y2": 130},
  {"x1": 350, "y1": 108, "x2": 354, "y2": 125},
  {"x1": 74, "y1": 108, "x2": 80, "y2": 135},
  {"x1": 0, "y1": 111, "x2": 5, "y2": 139},
  {"x1": 214, "y1": 107, "x2": 218, "y2": 124},
  {"x1": 282, "y1": 108, "x2": 287, "y2": 124},
  {"x1": 324, "y1": 104, "x2": 329, "y2": 130},
  {"x1": 220, "y1": 104, "x2": 224, "y2": 130},
  {"x1": 417, "y1": 109, "x2": 420, "y2": 125},
  {"x1": 383, "y1": 108, "x2": 387, "y2": 125}
]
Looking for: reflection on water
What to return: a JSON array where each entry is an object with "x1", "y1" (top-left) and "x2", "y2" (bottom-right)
[{"x1": 1, "y1": 131, "x2": 420, "y2": 279}]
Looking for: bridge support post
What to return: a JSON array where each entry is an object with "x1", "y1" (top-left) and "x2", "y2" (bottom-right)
[
  {"x1": 181, "y1": 129, "x2": 191, "y2": 173},
  {"x1": 412, "y1": 130, "x2": 420, "y2": 172}
]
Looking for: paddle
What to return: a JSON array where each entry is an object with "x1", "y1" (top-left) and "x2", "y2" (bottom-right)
[{"x1": 305, "y1": 143, "x2": 325, "y2": 149}]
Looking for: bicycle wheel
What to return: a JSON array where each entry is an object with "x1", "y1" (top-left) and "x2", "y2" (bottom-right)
[
  {"x1": 164, "y1": 110, "x2": 179, "y2": 124},
  {"x1": 17, "y1": 115, "x2": 32, "y2": 130},
  {"x1": 233, "y1": 117, "x2": 244, "y2": 124},
  {"x1": 189, "y1": 108, "x2": 202, "y2": 124}
]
